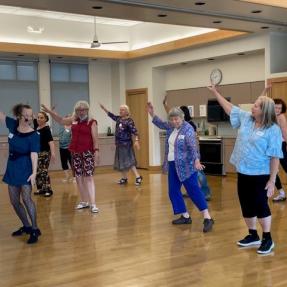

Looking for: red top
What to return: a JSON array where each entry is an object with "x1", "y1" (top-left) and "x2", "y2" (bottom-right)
[{"x1": 69, "y1": 119, "x2": 97, "y2": 153}]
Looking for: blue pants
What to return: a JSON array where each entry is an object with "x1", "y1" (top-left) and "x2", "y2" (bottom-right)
[
  {"x1": 168, "y1": 161, "x2": 208, "y2": 215},
  {"x1": 198, "y1": 170, "x2": 211, "y2": 198}
]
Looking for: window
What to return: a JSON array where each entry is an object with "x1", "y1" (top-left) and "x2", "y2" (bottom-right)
[
  {"x1": 0, "y1": 60, "x2": 39, "y2": 135},
  {"x1": 50, "y1": 62, "x2": 89, "y2": 135}
]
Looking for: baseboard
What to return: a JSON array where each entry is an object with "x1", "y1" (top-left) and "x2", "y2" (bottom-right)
[{"x1": 148, "y1": 165, "x2": 162, "y2": 171}]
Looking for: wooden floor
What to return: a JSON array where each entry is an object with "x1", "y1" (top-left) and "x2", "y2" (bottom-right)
[{"x1": 0, "y1": 170, "x2": 287, "y2": 287}]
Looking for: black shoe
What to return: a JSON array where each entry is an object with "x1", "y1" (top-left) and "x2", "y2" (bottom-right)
[
  {"x1": 237, "y1": 234, "x2": 261, "y2": 247},
  {"x1": 205, "y1": 195, "x2": 211, "y2": 201},
  {"x1": 12, "y1": 226, "x2": 32, "y2": 236},
  {"x1": 172, "y1": 215, "x2": 192, "y2": 225},
  {"x1": 27, "y1": 229, "x2": 41, "y2": 244},
  {"x1": 44, "y1": 190, "x2": 53, "y2": 197},
  {"x1": 203, "y1": 218, "x2": 214, "y2": 233},
  {"x1": 117, "y1": 178, "x2": 128, "y2": 185},
  {"x1": 257, "y1": 238, "x2": 275, "y2": 254},
  {"x1": 182, "y1": 193, "x2": 189, "y2": 198},
  {"x1": 34, "y1": 190, "x2": 45, "y2": 195},
  {"x1": 135, "y1": 176, "x2": 143, "y2": 186}
]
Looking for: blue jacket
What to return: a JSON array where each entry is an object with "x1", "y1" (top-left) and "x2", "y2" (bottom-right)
[{"x1": 152, "y1": 115, "x2": 200, "y2": 182}]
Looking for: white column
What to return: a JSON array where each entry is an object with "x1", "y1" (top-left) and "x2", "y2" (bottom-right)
[{"x1": 38, "y1": 55, "x2": 51, "y2": 107}]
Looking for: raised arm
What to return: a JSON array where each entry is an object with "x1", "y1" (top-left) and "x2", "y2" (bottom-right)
[
  {"x1": 41, "y1": 104, "x2": 73, "y2": 125},
  {"x1": 99, "y1": 103, "x2": 109, "y2": 114},
  {"x1": 147, "y1": 102, "x2": 170, "y2": 130},
  {"x1": 0, "y1": 111, "x2": 6, "y2": 124},
  {"x1": 207, "y1": 84, "x2": 233, "y2": 116},
  {"x1": 99, "y1": 103, "x2": 119, "y2": 122},
  {"x1": 260, "y1": 85, "x2": 272, "y2": 98}
]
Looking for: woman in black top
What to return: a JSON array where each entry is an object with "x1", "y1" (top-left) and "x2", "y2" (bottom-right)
[{"x1": 34, "y1": 111, "x2": 55, "y2": 197}]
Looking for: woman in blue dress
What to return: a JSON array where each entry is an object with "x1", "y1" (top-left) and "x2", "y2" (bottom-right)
[{"x1": 0, "y1": 104, "x2": 41, "y2": 244}]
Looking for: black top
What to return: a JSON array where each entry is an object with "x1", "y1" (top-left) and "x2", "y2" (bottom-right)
[{"x1": 34, "y1": 119, "x2": 53, "y2": 152}]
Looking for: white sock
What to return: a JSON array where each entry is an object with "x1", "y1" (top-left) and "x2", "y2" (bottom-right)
[
  {"x1": 279, "y1": 189, "x2": 285, "y2": 196},
  {"x1": 182, "y1": 212, "x2": 190, "y2": 218}
]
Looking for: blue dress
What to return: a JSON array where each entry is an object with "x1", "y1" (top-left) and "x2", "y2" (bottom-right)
[{"x1": 3, "y1": 117, "x2": 40, "y2": 186}]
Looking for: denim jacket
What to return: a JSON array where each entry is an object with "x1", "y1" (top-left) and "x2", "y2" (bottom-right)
[{"x1": 152, "y1": 115, "x2": 200, "y2": 182}]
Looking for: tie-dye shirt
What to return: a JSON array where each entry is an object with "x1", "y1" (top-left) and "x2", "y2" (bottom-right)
[{"x1": 230, "y1": 106, "x2": 283, "y2": 175}]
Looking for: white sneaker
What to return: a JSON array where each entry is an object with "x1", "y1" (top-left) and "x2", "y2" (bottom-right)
[
  {"x1": 75, "y1": 202, "x2": 89, "y2": 210},
  {"x1": 272, "y1": 194, "x2": 286, "y2": 202},
  {"x1": 90, "y1": 204, "x2": 99, "y2": 213}
]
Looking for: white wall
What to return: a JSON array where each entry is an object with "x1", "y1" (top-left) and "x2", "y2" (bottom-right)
[{"x1": 270, "y1": 32, "x2": 287, "y2": 74}]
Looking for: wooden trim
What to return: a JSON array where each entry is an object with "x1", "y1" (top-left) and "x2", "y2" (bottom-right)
[
  {"x1": 127, "y1": 30, "x2": 248, "y2": 59},
  {"x1": 268, "y1": 77, "x2": 287, "y2": 84},
  {"x1": 0, "y1": 30, "x2": 247, "y2": 60},
  {"x1": 125, "y1": 88, "x2": 148, "y2": 95},
  {"x1": 0, "y1": 42, "x2": 128, "y2": 59},
  {"x1": 148, "y1": 166, "x2": 162, "y2": 171}
]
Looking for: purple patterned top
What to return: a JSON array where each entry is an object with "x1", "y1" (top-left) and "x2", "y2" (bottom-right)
[{"x1": 108, "y1": 112, "x2": 138, "y2": 146}]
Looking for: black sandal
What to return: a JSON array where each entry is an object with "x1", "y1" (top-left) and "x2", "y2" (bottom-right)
[
  {"x1": 135, "y1": 176, "x2": 143, "y2": 186},
  {"x1": 117, "y1": 178, "x2": 128, "y2": 185}
]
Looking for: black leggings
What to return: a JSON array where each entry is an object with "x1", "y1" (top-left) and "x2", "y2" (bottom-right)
[
  {"x1": 237, "y1": 173, "x2": 271, "y2": 219},
  {"x1": 275, "y1": 142, "x2": 287, "y2": 190},
  {"x1": 59, "y1": 148, "x2": 72, "y2": 170},
  {"x1": 8, "y1": 185, "x2": 38, "y2": 229}
]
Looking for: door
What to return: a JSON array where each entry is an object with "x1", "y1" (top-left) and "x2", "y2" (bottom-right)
[
  {"x1": 268, "y1": 77, "x2": 287, "y2": 184},
  {"x1": 126, "y1": 88, "x2": 149, "y2": 169}
]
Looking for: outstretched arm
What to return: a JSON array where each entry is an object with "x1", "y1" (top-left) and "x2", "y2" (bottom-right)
[
  {"x1": 41, "y1": 104, "x2": 73, "y2": 125},
  {"x1": 99, "y1": 103, "x2": 109, "y2": 114},
  {"x1": 147, "y1": 102, "x2": 170, "y2": 130},
  {"x1": 99, "y1": 103, "x2": 118, "y2": 122},
  {"x1": 207, "y1": 84, "x2": 233, "y2": 116}
]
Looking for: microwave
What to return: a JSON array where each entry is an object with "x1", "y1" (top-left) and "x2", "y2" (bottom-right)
[{"x1": 207, "y1": 98, "x2": 230, "y2": 122}]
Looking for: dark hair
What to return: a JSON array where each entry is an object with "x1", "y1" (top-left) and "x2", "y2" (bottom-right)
[
  {"x1": 38, "y1": 111, "x2": 49, "y2": 122},
  {"x1": 180, "y1": 106, "x2": 192, "y2": 122},
  {"x1": 12, "y1": 104, "x2": 32, "y2": 118},
  {"x1": 274, "y1": 98, "x2": 287, "y2": 114}
]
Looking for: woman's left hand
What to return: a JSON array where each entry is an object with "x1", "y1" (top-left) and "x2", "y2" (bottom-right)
[
  {"x1": 265, "y1": 180, "x2": 275, "y2": 197},
  {"x1": 27, "y1": 173, "x2": 36, "y2": 186},
  {"x1": 194, "y1": 159, "x2": 205, "y2": 171},
  {"x1": 51, "y1": 153, "x2": 56, "y2": 164},
  {"x1": 134, "y1": 141, "x2": 140, "y2": 150},
  {"x1": 94, "y1": 151, "x2": 100, "y2": 165}
]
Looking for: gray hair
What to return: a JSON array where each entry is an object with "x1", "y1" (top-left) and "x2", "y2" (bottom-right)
[
  {"x1": 168, "y1": 107, "x2": 185, "y2": 120},
  {"x1": 120, "y1": 104, "x2": 130, "y2": 116},
  {"x1": 256, "y1": 96, "x2": 277, "y2": 128},
  {"x1": 73, "y1": 100, "x2": 90, "y2": 118}
]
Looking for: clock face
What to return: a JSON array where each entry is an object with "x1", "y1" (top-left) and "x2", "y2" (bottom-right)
[{"x1": 210, "y1": 68, "x2": 222, "y2": 85}]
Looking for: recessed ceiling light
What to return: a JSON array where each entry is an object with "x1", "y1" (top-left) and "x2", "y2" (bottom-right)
[
  {"x1": 181, "y1": 62, "x2": 188, "y2": 65},
  {"x1": 17, "y1": 54, "x2": 24, "y2": 57},
  {"x1": 213, "y1": 20, "x2": 222, "y2": 24},
  {"x1": 92, "y1": 6, "x2": 103, "y2": 9},
  {"x1": 251, "y1": 10, "x2": 262, "y2": 13},
  {"x1": 56, "y1": 56, "x2": 63, "y2": 59},
  {"x1": 261, "y1": 26, "x2": 269, "y2": 29},
  {"x1": 208, "y1": 58, "x2": 215, "y2": 61},
  {"x1": 238, "y1": 53, "x2": 245, "y2": 56},
  {"x1": 158, "y1": 13, "x2": 167, "y2": 17},
  {"x1": 195, "y1": 1, "x2": 206, "y2": 5}
]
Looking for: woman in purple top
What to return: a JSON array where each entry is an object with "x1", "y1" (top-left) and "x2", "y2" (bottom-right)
[{"x1": 100, "y1": 104, "x2": 143, "y2": 185}]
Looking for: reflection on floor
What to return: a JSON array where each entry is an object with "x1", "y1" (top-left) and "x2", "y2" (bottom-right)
[{"x1": 0, "y1": 170, "x2": 286, "y2": 287}]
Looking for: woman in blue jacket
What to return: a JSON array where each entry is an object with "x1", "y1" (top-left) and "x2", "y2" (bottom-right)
[{"x1": 147, "y1": 102, "x2": 214, "y2": 232}]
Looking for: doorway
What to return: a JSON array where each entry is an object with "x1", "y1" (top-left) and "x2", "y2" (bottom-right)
[{"x1": 126, "y1": 88, "x2": 149, "y2": 169}]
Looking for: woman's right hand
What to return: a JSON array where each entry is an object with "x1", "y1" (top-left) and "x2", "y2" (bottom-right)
[
  {"x1": 147, "y1": 102, "x2": 155, "y2": 117},
  {"x1": 27, "y1": 173, "x2": 36, "y2": 186},
  {"x1": 41, "y1": 104, "x2": 52, "y2": 114},
  {"x1": 207, "y1": 84, "x2": 218, "y2": 93}
]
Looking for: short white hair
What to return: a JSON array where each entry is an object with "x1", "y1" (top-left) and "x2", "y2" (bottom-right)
[
  {"x1": 120, "y1": 104, "x2": 130, "y2": 116},
  {"x1": 168, "y1": 107, "x2": 184, "y2": 120},
  {"x1": 73, "y1": 100, "x2": 90, "y2": 118}
]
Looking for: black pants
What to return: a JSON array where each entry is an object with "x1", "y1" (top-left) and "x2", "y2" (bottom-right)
[
  {"x1": 275, "y1": 142, "x2": 287, "y2": 190},
  {"x1": 237, "y1": 173, "x2": 271, "y2": 219},
  {"x1": 59, "y1": 148, "x2": 72, "y2": 170}
]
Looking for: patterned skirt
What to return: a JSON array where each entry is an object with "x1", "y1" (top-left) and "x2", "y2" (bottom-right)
[
  {"x1": 114, "y1": 144, "x2": 137, "y2": 171},
  {"x1": 71, "y1": 150, "x2": 95, "y2": 177}
]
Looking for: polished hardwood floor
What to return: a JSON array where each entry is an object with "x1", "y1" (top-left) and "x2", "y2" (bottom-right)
[{"x1": 0, "y1": 170, "x2": 287, "y2": 287}]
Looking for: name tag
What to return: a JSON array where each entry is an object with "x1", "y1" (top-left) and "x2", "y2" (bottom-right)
[
  {"x1": 178, "y1": 135, "x2": 185, "y2": 140},
  {"x1": 256, "y1": 131, "x2": 264, "y2": 136},
  {"x1": 65, "y1": 129, "x2": 70, "y2": 133},
  {"x1": 8, "y1": 133, "x2": 14, "y2": 139}
]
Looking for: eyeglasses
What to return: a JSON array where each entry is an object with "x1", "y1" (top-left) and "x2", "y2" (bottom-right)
[{"x1": 75, "y1": 108, "x2": 88, "y2": 112}]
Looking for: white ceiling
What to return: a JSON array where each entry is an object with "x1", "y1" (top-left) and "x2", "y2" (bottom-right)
[
  {"x1": 0, "y1": 5, "x2": 216, "y2": 51},
  {"x1": 0, "y1": 0, "x2": 286, "y2": 52}
]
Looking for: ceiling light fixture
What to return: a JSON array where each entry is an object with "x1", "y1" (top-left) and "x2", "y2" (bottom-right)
[
  {"x1": 238, "y1": 53, "x2": 245, "y2": 56},
  {"x1": 92, "y1": 6, "x2": 103, "y2": 9},
  {"x1": 213, "y1": 20, "x2": 222, "y2": 24},
  {"x1": 251, "y1": 10, "x2": 262, "y2": 13},
  {"x1": 261, "y1": 26, "x2": 269, "y2": 29},
  {"x1": 158, "y1": 13, "x2": 167, "y2": 17},
  {"x1": 195, "y1": 2, "x2": 206, "y2": 5},
  {"x1": 208, "y1": 58, "x2": 215, "y2": 61},
  {"x1": 27, "y1": 26, "x2": 44, "y2": 34}
]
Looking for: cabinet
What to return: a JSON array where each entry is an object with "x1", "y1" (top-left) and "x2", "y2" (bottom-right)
[{"x1": 223, "y1": 138, "x2": 236, "y2": 173}]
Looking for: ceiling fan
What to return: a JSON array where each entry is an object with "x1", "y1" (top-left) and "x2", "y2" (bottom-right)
[{"x1": 70, "y1": 17, "x2": 129, "y2": 48}]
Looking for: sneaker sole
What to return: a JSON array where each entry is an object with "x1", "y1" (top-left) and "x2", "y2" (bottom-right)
[
  {"x1": 75, "y1": 206, "x2": 90, "y2": 210},
  {"x1": 237, "y1": 240, "x2": 261, "y2": 247},
  {"x1": 272, "y1": 198, "x2": 286, "y2": 202},
  {"x1": 257, "y1": 242, "x2": 275, "y2": 254}
]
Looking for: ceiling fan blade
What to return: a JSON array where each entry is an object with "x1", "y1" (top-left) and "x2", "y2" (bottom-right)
[{"x1": 101, "y1": 41, "x2": 129, "y2": 45}]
